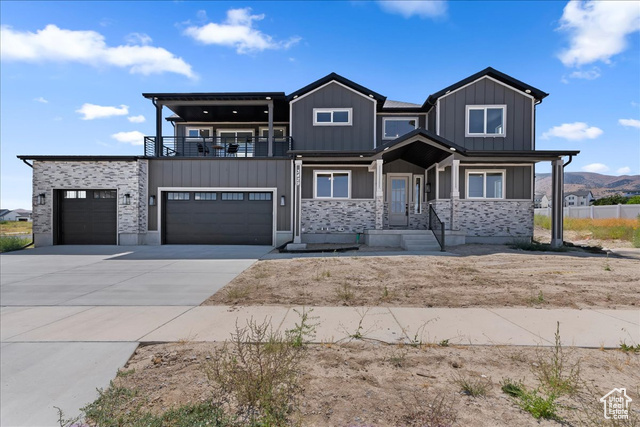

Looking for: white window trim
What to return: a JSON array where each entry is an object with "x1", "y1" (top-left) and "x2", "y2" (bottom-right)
[
  {"x1": 313, "y1": 170, "x2": 352, "y2": 199},
  {"x1": 413, "y1": 175, "x2": 423, "y2": 213},
  {"x1": 313, "y1": 108, "x2": 353, "y2": 126},
  {"x1": 465, "y1": 169, "x2": 506, "y2": 199},
  {"x1": 382, "y1": 116, "x2": 419, "y2": 140},
  {"x1": 258, "y1": 126, "x2": 287, "y2": 137},
  {"x1": 465, "y1": 105, "x2": 506, "y2": 137},
  {"x1": 186, "y1": 126, "x2": 213, "y2": 138},
  {"x1": 215, "y1": 128, "x2": 255, "y2": 137}
]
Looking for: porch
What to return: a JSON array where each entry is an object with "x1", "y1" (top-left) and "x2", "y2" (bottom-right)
[{"x1": 143, "y1": 136, "x2": 293, "y2": 158}]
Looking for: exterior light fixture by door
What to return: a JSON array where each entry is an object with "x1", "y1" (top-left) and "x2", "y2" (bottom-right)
[
  {"x1": 149, "y1": 195, "x2": 156, "y2": 206},
  {"x1": 425, "y1": 183, "x2": 431, "y2": 194},
  {"x1": 36, "y1": 193, "x2": 46, "y2": 205},
  {"x1": 121, "y1": 193, "x2": 131, "y2": 205},
  {"x1": 280, "y1": 195, "x2": 286, "y2": 206}
]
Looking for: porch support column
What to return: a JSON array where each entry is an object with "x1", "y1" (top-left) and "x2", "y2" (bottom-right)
[
  {"x1": 267, "y1": 101, "x2": 274, "y2": 157},
  {"x1": 155, "y1": 101, "x2": 163, "y2": 157},
  {"x1": 450, "y1": 159, "x2": 460, "y2": 230},
  {"x1": 375, "y1": 159, "x2": 384, "y2": 230},
  {"x1": 550, "y1": 158, "x2": 564, "y2": 248},
  {"x1": 293, "y1": 159, "x2": 303, "y2": 244}
]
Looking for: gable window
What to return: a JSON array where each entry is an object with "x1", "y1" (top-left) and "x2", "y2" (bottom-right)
[
  {"x1": 466, "y1": 170, "x2": 505, "y2": 199},
  {"x1": 465, "y1": 105, "x2": 506, "y2": 137},
  {"x1": 313, "y1": 170, "x2": 351, "y2": 199},
  {"x1": 313, "y1": 108, "x2": 352, "y2": 126},
  {"x1": 383, "y1": 117, "x2": 418, "y2": 140}
]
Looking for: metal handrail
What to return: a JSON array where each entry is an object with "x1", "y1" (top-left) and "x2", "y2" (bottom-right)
[
  {"x1": 143, "y1": 136, "x2": 293, "y2": 158},
  {"x1": 428, "y1": 203, "x2": 445, "y2": 252}
]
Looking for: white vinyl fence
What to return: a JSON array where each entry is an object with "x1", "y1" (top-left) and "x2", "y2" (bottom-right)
[{"x1": 535, "y1": 204, "x2": 640, "y2": 219}]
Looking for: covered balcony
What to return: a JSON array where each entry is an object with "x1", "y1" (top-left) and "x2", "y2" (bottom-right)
[{"x1": 142, "y1": 91, "x2": 292, "y2": 158}]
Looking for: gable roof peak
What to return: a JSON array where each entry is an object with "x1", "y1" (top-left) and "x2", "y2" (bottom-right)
[{"x1": 287, "y1": 72, "x2": 386, "y2": 103}]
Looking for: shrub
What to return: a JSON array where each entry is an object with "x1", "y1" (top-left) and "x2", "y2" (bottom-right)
[
  {"x1": 627, "y1": 195, "x2": 640, "y2": 204},
  {"x1": 0, "y1": 236, "x2": 30, "y2": 253},
  {"x1": 533, "y1": 322, "x2": 581, "y2": 396}
]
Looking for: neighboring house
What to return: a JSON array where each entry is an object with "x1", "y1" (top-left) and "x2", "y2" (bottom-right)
[
  {"x1": 564, "y1": 190, "x2": 594, "y2": 207},
  {"x1": 624, "y1": 190, "x2": 640, "y2": 198},
  {"x1": 0, "y1": 209, "x2": 32, "y2": 222},
  {"x1": 18, "y1": 67, "x2": 578, "y2": 248},
  {"x1": 534, "y1": 193, "x2": 549, "y2": 209}
]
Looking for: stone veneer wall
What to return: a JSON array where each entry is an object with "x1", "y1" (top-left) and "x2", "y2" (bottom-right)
[
  {"x1": 301, "y1": 199, "x2": 375, "y2": 233},
  {"x1": 32, "y1": 160, "x2": 147, "y2": 245},
  {"x1": 455, "y1": 200, "x2": 534, "y2": 237}
]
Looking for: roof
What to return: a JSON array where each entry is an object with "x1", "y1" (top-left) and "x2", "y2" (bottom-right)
[
  {"x1": 286, "y1": 72, "x2": 386, "y2": 103},
  {"x1": 375, "y1": 128, "x2": 468, "y2": 155},
  {"x1": 0, "y1": 209, "x2": 10, "y2": 217},
  {"x1": 142, "y1": 92, "x2": 286, "y2": 102},
  {"x1": 18, "y1": 155, "x2": 140, "y2": 161},
  {"x1": 382, "y1": 100, "x2": 422, "y2": 109},
  {"x1": 423, "y1": 67, "x2": 549, "y2": 109},
  {"x1": 566, "y1": 190, "x2": 593, "y2": 197}
]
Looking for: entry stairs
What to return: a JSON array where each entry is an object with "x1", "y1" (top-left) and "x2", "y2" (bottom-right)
[{"x1": 399, "y1": 230, "x2": 442, "y2": 251}]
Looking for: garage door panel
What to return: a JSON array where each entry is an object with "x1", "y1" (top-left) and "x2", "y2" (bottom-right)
[
  {"x1": 59, "y1": 190, "x2": 117, "y2": 245},
  {"x1": 164, "y1": 191, "x2": 273, "y2": 245}
]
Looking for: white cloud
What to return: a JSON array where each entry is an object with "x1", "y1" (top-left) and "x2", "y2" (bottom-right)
[
  {"x1": 127, "y1": 115, "x2": 146, "y2": 123},
  {"x1": 183, "y1": 8, "x2": 301, "y2": 54},
  {"x1": 76, "y1": 103, "x2": 128, "y2": 120},
  {"x1": 34, "y1": 96, "x2": 48, "y2": 103},
  {"x1": 1, "y1": 24, "x2": 195, "y2": 78},
  {"x1": 125, "y1": 32, "x2": 152, "y2": 45},
  {"x1": 581, "y1": 163, "x2": 609, "y2": 173},
  {"x1": 618, "y1": 118, "x2": 640, "y2": 128},
  {"x1": 111, "y1": 130, "x2": 145, "y2": 146},
  {"x1": 558, "y1": 1, "x2": 640, "y2": 67},
  {"x1": 542, "y1": 122, "x2": 603, "y2": 141},
  {"x1": 617, "y1": 166, "x2": 631, "y2": 174},
  {"x1": 568, "y1": 67, "x2": 601, "y2": 80},
  {"x1": 378, "y1": 0, "x2": 447, "y2": 18}
]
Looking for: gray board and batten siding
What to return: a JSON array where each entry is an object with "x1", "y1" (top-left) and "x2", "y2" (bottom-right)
[
  {"x1": 437, "y1": 165, "x2": 532, "y2": 200},
  {"x1": 147, "y1": 159, "x2": 292, "y2": 231},
  {"x1": 438, "y1": 77, "x2": 534, "y2": 151},
  {"x1": 301, "y1": 166, "x2": 373, "y2": 199},
  {"x1": 291, "y1": 82, "x2": 375, "y2": 151}
]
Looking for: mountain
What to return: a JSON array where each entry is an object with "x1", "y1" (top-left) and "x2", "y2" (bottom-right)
[{"x1": 535, "y1": 172, "x2": 640, "y2": 199}]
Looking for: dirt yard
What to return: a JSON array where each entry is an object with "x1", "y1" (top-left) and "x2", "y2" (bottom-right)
[
  {"x1": 203, "y1": 245, "x2": 640, "y2": 309},
  {"x1": 112, "y1": 340, "x2": 639, "y2": 426}
]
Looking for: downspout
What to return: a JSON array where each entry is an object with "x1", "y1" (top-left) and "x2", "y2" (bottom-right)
[
  {"x1": 19, "y1": 158, "x2": 34, "y2": 249},
  {"x1": 563, "y1": 155, "x2": 573, "y2": 169},
  {"x1": 21, "y1": 159, "x2": 33, "y2": 168}
]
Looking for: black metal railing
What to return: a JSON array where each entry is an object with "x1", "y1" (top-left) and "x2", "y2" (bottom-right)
[
  {"x1": 143, "y1": 136, "x2": 293, "y2": 158},
  {"x1": 428, "y1": 203, "x2": 445, "y2": 252}
]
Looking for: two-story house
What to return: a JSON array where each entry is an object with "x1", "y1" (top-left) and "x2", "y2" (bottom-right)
[
  {"x1": 19, "y1": 67, "x2": 578, "y2": 249},
  {"x1": 564, "y1": 190, "x2": 594, "y2": 207}
]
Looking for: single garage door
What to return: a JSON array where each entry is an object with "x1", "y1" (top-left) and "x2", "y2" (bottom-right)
[
  {"x1": 58, "y1": 190, "x2": 117, "y2": 245},
  {"x1": 163, "y1": 191, "x2": 273, "y2": 245}
]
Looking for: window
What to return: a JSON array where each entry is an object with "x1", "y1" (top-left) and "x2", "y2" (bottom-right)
[
  {"x1": 93, "y1": 190, "x2": 116, "y2": 199},
  {"x1": 221, "y1": 193, "x2": 244, "y2": 201},
  {"x1": 313, "y1": 108, "x2": 352, "y2": 126},
  {"x1": 259, "y1": 127, "x2": 286, "y2": 138},
  {"x1": 186, "y1": 127, "x2": 212, "y2": 138},
  {"x1": 313, "y1": 171, "x2": 351, "y2": 199},
  {"x1": 413, "y1": 176, "x2": 423, "y2": 213},
  {"x1": 167, "y1": 192, "x2": 190, "y2": 200},
  {"x1": 194, "y1": 192, "x2": 216, "y2": 201},
  {"x1": 383, "y1": 117, "x2": 418, "y2": 140},
  {"x1": 465, "y1": 105, "x2": 506, "y2": 137},
  {"x1": 466, "y1": 171, "x2": 504, "y2": 199},
  {"x1": 248, "y1": 192, "x2": 272, "y2": 201},
  {"x1": 64, "y1": 191, "x2": 87, "y2": 199}
]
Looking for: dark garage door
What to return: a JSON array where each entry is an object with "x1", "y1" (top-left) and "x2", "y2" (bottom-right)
[
  {"x1": 58, "y1": 190, "x2": 117, "y2": 245},
  {"x1": 164, "y1": 191, "x2": 273, "y2": 245}
]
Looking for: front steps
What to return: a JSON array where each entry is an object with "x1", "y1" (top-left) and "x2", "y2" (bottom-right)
[{"x1": 364, "y1": 229, "x2": 442, "y2": 251}]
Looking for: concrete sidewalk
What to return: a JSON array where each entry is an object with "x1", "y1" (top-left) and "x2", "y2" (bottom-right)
[{"x1": 3, "y1": 305, "x2": 638, "y2": 348}]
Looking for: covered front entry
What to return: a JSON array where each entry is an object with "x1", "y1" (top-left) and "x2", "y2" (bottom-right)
[
  {"x1": 56, "y1": 189, "x2": 117, "y2": 245},
  {"x1": 162, "y1": 190, "x2": 274, "y2": 245}
]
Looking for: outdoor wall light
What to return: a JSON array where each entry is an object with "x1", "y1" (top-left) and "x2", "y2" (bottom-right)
[
  {"x1": 149, "y1": 195, "x2": 156, "y2": 206},
  {"x1": 121, "y1": 193, "x2": 131, "y2": 205},
  {"x1": 36, "y1": 193, "x2": 46, "y2": 205},
  {"x1": 425, "y1": 183, "x2": 432, "y2": 194},
  {"x1": 280, "y1": 195, "x2": 286, "y2": 206}
]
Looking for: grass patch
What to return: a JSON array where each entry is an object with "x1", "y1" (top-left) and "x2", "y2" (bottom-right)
[
  {"x1": 0, "y1": 235, "x2": 30, "y2": 253},
  {"x1": 535, "y1": 215, "x2": 640, "y2": 246},
  {"x1": 0, "y1": 220, "x2": 32, "y2": 235},
  {"x1": 533, "y1": 322, "x2": 581, "y2": 396},
  {"x1": 500, "y1": 378, "x2": 560, "y2": 420},
  {"x1": 335, "y1": 282, "x2": 355, "y2": 304},
  {"x1": 619, "y1": 342, "x2": 640, "y2": 353},
  {"x1": 224, "y1": 285, "x2": 251, "y2": 301},
  {"x1": 452, "y1": 374, "x2": 490, "y2": 397}
]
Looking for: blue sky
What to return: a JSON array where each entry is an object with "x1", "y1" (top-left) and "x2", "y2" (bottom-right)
[{"x1": 1, "y1": 0, "x2": 639, "y2": 209}]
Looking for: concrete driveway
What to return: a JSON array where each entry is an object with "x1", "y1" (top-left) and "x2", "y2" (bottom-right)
[{"x1": 1, "y1": 245, "x2": 270, "y2": 427}]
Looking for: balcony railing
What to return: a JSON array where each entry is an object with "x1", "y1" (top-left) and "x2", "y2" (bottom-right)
[{"x1": 144, "y1": 136, "x2": 293, "y2": 158}]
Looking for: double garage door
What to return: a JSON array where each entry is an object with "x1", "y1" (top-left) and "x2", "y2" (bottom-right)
[{"x1": 163, "y1": 191, "x2": 273, "y2": 245}]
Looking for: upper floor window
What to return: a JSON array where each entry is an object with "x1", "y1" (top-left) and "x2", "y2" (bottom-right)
[
  {"x1": 313, "y1": 108, "x2": 352, "y2": 126},
  {"x1": 465, "y1": 105, "x2": 506, "y2": 137},
  {"x1": 259, "y1": 127, "x2": 286, "y2": 138},
  {"x1": 383, "y1": 117, "x2": 418, "y2": 140},
  {"x1": 466, "y1": 170, "x2": 505, "y2": 199},
  {"x1": 313, "y1": 170, "x2": 351, "y2": 199}
]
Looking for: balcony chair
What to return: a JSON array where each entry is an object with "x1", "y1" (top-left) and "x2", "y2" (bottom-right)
[{"x1": 197, "y1": 143, "x2": 210, "y2": 157}]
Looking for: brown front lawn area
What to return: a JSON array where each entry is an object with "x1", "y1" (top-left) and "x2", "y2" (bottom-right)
[{"x1": 203, "y1": 245, "x2": 640, "y2": 309}]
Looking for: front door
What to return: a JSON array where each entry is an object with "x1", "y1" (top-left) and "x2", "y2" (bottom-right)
[{"x1": 388, "y1": 176, "x2": 409, "y2": 227}]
